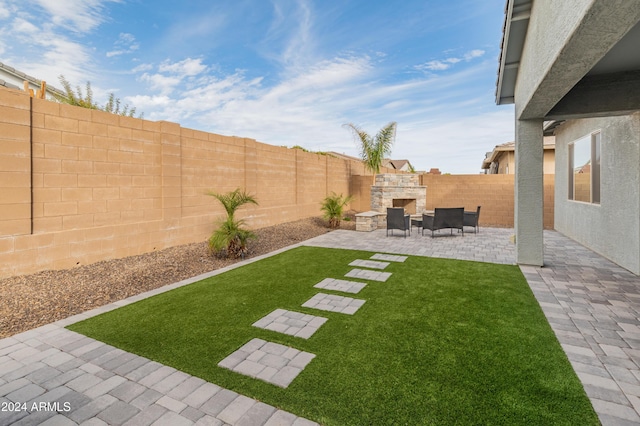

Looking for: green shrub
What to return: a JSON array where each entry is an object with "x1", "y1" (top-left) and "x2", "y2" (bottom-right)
[
  {"x1": 207, "y1": 189, "x2": 258, "y2": 258},
  {"x1": 321, "y1": 192, "x2": 354, "y2": 228}
]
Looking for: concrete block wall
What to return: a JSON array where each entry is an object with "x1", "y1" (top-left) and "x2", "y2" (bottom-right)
[
  {"x1": 344, "y1": 173, "x2": 555, "y2": 229},
  {"x1": 0, "y1": 89, "x2": 31, "y2": 238},
  {"x1": 0, "y1": 87, "x2": 392, "y2": 278},
  {"x1": 349, "y1": 175, "x2": 374, "y2": 212},
  {"x1": 420, "y1": 174, "x2": 555, "y2": 229}
]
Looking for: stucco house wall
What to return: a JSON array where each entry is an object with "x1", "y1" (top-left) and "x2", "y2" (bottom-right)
[{"x1": 554, "y1": 113, "x2": 640, "y2": 274}]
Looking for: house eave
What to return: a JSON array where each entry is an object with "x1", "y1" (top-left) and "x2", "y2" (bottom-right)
[{"x1": 495, "y1": 0, "x2": 532, "y2": 105}]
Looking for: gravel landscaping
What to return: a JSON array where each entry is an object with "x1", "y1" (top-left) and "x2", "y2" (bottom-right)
[{"x1": 0, "y1": 215, "x2": 355, "y2": 339}]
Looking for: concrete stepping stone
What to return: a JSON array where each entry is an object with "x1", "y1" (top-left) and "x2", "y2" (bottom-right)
[
  {"x1": 301, "y1": 293, "x2": 366, "y2": 315},
  {"x1": 349, "y1": 259, "x2": 390, "y2": 269},
  {"x1": 345, "y1": 268, "x2": 392, "y2": 282},
  {"x1": 252, "y1": 309, "x2": 327, "y2": 339},
  {"x1": 371, "y1": 253, "x2": 408, "y2": 262},
  {"x1": 314, "y1": 278, "x2": 366, "y2": 294},
  {"x1": 218, "y1": 338, "x2": 315, "y2": 388}
]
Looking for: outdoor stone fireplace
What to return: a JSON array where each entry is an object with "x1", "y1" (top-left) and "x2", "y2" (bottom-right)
[
  {"x1": 371, "y1": 174, "x2": 427, "y2": 214},
  {"x1": 355, "y1": 173, "x2": 427, "y2": 231}
]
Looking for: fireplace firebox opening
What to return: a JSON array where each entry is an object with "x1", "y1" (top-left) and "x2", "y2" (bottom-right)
[{"x1": 392, "y1": 199, "x2": 417, "y2": 215}]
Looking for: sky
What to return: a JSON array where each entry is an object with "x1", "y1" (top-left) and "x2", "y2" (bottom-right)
[{"x1": 0, "y1": 0, "x2": 515, "y2": 174}]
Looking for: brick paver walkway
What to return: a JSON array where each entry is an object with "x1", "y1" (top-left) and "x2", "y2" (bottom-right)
[
  {"x1": 0, "y1": 248, "x2": 320, "y2": 426},
  {"x1": 0, "y1": 325, "x2": 319, "y2": 425}
]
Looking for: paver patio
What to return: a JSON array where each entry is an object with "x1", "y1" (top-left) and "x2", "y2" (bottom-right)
[{"x1": 1, "y1": 226, "x2": 639, "y2": 425}]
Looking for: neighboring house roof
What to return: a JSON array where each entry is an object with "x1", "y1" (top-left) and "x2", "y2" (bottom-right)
[
  {"x1": 382, "y1": 159, "x2": 413, "y2": 171},
  {"x1": 0, "y1": 62, "x2": 65, "y2": 97},
  {"x1": 327, "y1": 152, "x2": 363, "y2": 162},
  {"x1": 543, "y1": 119, "x2": 565, "y2": 136},
  {"x1": 482, "y1": 136, "x2": 555, "y2": 170},
  {"x1": 327, "y1": 152, "x2": 415, "y2": 172}
]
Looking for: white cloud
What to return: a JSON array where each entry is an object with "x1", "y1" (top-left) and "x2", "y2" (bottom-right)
[
  {"x1": 140, "y1": 73, "x2": 183, "y2": 96},
  {"x1": 5, "y1": 16, "x2": 96, "y2": 86},
  {"x1": 137, "y1": 58, "x2": 210, "y2": 96},
  {"x1": 131, "y1": 63, "x2": 153, "y2": 73},
  {"x1": 2, "y1": 0, "x2": 118, "y2": 90},
  {"x1": 416, "y1": 49, "x2": 486, "y2": 72},
  {"x1": 421, "y1": 60, "x2": 450, "y2": 71},
  {"x1": 158, "y1": 58, "x2": 207, "y2": 76},
  {"x1": 12, "y1": 17, "x2": 39, "y2": 34},
  {"x1": 32, "y1": 0, "x2": 121, "y2": 33},
  {"x1": 0, "y1": 2, "x2": 10, "y2": 20},
  {"x1": 261, "y1": 0, "x2": 318, "y2": 71},
  {"x1": 464, "y1": 49, "x2": 485, "y2": 60},
  {"x1": 106, "y1": 32, "x2": 139, "y2": 57}
]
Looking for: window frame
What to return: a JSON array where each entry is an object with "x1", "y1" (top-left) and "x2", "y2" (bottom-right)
[{"x1": 568, "y1": 130, "x2": 601, "y2": 205}]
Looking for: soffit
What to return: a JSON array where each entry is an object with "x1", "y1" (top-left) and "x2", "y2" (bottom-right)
[{"x1": 495, "y1": 0, "x2": 532, "y2": 105}]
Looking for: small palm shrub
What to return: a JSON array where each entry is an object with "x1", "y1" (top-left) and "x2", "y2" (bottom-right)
[
  {"x1": 321, "y1": 192, "x2": 354, "y2": 228},
  {"x1": 207, "y1": 189, "x2": 258, "y2": 258}
]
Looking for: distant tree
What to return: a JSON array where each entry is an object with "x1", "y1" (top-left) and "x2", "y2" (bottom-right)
[
  {"x1": 53, "y1": 75, "x2": 143, "y2": 118},
  {"x1": 343, "y1": 122, "x2": 397, "y2": 175}
]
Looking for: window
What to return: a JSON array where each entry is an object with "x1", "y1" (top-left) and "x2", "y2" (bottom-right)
[{"x1": 568, "y1": 131, "x2": 600, "y2": 204}]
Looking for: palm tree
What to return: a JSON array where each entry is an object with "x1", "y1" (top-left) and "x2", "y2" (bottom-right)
[
  {"x1": 206, "y1": 188, "x2": 258, "y2": 258},
  {"x1": 321, "y1": 192, "x2": 354, "y2": 228},
  {"x1": 343, "y1": 122, "x2": 397, "y2": 176}
]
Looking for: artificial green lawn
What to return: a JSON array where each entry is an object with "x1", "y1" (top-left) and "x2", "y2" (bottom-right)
[{"x1": 68, "y1": 246, "x2": 598, "y2": 425}]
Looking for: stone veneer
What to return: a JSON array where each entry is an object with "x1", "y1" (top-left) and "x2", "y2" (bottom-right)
[{"x1": 370, "y1": 174, "x2": 427, "y2": 214}]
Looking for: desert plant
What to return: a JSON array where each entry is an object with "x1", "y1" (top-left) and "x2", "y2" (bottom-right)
[
  {"x1": 208, "y1": 216, "x2": 256, "y2": 258},
  {"x1": 321, "y1": 192, "x2": 354, "y2": 228},
  {"x1": 207, "y1": 189, "x2": 258, "y2": 257},
  {"x1": 53, "y1": 75, "x2": 143, "y2": 118},
  {"x1": 343, "y1": 122, "x2": 397, "y2": 176}
]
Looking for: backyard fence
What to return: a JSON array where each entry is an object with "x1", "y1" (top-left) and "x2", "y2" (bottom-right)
[
  {"x1": 0, "y1": 86, "x2": 398, "y2": 278},
  {"x1": 0, "y1": 85, "x2": 554, "y2": 279},
  {"x1": 349, "y1": 173, "x2": 554, "y2": 230}
]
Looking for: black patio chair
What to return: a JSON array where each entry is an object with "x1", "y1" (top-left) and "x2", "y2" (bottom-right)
[
  {"x1": 422, "y1": 207, "x2": 464, "y2": 237},
  {"x1": 463, "y1": 206, "x2": 481, "y2": 233},
  {"x1": 386, "y1": 207, "x2": 410, "y2": 237}
]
